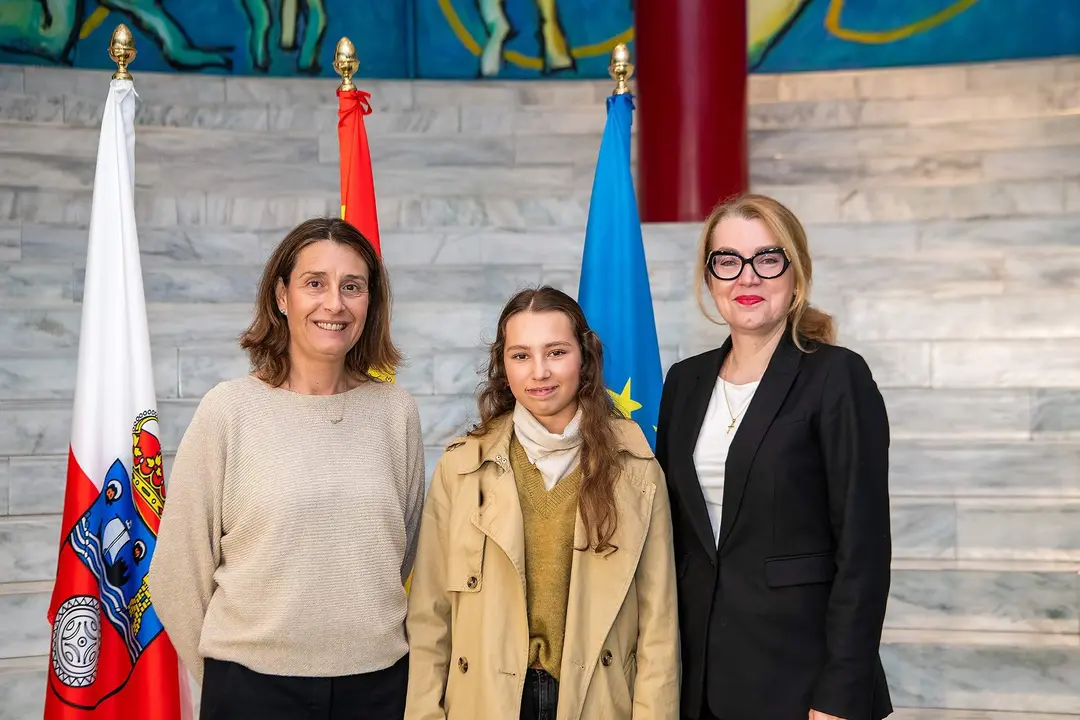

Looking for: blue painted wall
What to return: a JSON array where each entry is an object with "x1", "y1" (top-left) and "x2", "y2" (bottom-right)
[{"x1": 0, "y1": 0, "x2": 1077, "y2": 79}]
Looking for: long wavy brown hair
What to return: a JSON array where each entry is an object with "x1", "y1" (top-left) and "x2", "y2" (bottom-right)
[
  {"x1": 239, "y1": 217, "x2": 401, "y2": 386},
  {"x1": 471, "y1": 286, "x2": 623, "y2": 554}
]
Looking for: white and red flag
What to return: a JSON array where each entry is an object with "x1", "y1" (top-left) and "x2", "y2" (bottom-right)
[{"x1": 45, "y1": 75, "x2": 189, "y2": 719}]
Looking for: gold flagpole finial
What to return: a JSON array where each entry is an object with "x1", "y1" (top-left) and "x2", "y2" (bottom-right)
[
  {"x1": 109, "y1": 24, "x2": 137, "y2": 80},
  {"x1": 334, "y1": 37, "x2": 359, "y2": 92},
  {"x1": 609, "y1": 43, "x2": 633, "y2": 95}
]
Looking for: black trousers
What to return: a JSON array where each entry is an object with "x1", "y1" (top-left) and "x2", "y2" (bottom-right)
[
  {"x1": 520, "y1": 668, "x2": 559, "y2": 720},
  {"x1": 200, "y1": 654, "x2": 408, "y2": 720}
]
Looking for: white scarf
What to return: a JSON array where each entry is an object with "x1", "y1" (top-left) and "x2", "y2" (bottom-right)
[{"x1": 512, "y1": 403, "x2": 583, "y2": 491}]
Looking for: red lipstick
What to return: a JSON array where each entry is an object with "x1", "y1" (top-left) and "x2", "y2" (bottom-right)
[{"x1": 735, "y1": 295, "x2": 764, "y2": 306}]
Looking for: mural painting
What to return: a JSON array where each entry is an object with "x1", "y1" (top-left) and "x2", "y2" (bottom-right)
[{"x1": 1, "y1": 0, "x2": 1078, "y2": 79}]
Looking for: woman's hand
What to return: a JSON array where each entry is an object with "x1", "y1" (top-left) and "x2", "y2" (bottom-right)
[{"x1": 810, "y1": 711, "x2": 846, "y2": 720}]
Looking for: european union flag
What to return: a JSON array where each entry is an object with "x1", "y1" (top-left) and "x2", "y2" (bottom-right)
[{"x1": 577, "y1": 92, "x2": 663, "y2": 450}]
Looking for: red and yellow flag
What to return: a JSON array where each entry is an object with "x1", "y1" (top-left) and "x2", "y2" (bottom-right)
[
  {"x1": 338, "y1": 87, "x2": 394, "y2": 385},
  {"x1": 337, "y1": 88, "x2": 381, "y2": 256}
]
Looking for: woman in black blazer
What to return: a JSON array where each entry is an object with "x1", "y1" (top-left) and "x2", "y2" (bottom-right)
[{"x1": 656, "y1": 193, "x2": 892, "y2": 720}]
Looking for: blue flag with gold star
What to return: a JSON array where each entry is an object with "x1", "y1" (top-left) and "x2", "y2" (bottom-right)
[{"x1": 577, "y1": 92, "x2": 663, "y2": 449}]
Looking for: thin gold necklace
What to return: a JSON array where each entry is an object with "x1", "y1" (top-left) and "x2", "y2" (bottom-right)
[{"x1": 720, "y1": 363, "x2": 757, "y2": 434}]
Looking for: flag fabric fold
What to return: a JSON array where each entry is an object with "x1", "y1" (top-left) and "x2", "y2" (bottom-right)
[
  {"x1": 45, "y1": 77, "x2": 187, "y2": 720},
  {"x1": 337, "y1": 88, "x2": 381, "y2": 256},
  {"x1": 577, "y1": 93, "x2": 664, "y2": 450}
]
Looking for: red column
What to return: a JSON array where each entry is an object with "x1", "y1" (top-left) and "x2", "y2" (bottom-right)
[{"x1": 634, "y1": 0, "x2": 748, "y2": 222}]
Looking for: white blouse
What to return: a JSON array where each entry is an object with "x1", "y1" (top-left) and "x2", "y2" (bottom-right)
[{"x1": 693, "y1": 378, "x2": 761, "y2": 545}]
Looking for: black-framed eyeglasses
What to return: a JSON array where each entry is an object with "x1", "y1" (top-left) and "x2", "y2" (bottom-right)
[{"x1": 707, "y1": 247, "x2": 791, "y2": 281}]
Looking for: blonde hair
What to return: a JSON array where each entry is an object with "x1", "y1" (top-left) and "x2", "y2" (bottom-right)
[{"x1": 694, "y1": 193, "x2": 835, "y2": 349}]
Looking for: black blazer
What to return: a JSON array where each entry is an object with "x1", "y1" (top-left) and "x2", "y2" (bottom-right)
[{"x1": 656, "y1": 330, "x2": 893, "y2": 720}]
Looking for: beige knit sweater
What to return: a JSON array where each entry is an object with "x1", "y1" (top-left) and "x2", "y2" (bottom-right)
[{"x1": 148, "y1": 374, "x2": 426, "y2": 683}]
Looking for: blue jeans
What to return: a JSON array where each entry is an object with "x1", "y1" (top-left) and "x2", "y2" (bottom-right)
[{"x1": 521, "y1": 668, "x2": 559, "y2": 720}]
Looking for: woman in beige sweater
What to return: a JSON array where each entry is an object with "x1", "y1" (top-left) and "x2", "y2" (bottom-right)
[
  {"x1": 404, "y1": 286, "x2": 680, "y2": 720},
  {"x1": 149, "y1": 218, "x2": 426, "y2": 719}
]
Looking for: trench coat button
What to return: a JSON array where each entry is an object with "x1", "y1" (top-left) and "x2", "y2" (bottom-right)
[
  {"x1": 600, "y1": 650, "x2": 613, "y2": 667},
  {"x1": 458, "y1": 657, "x2": 469, "y2": 673},
  {"x1": 466, "y1": 575, "x2": 478, "y2": 589}
]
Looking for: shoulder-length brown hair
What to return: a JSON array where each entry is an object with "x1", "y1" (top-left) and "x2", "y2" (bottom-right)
[
  {"x1": 472, "y1": 286, "x2": 623, "y2": 554},
  {"x1": 694, "y1": 193, "x2": 836, "y2": 349},
  {"x1": 240, "y1": 217, "x2": 401, "y2": 385}
]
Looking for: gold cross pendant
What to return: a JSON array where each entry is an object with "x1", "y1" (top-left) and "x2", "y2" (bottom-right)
[{"x1": 727, "y1": 418, "x2": 737, "y2": 433}]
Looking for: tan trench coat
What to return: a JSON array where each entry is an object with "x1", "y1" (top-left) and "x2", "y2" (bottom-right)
[{"x1": 404, "y1": 414, "x2": 680, "y2": 720}]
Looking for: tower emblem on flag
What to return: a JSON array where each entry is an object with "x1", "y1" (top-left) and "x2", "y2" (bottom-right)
[{"x1": 50, "y1": 411, "x2": 169, "y2": 707}]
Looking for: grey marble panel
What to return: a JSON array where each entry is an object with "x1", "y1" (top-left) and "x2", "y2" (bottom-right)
[
  {"x1": 177, "y1": 345, "x2": 251, "y2": 399},
  {"x1": 140, "y1": 127, "x2": 318, "y2": 164},
  {"x1": 157, "y1": 400, "x2": 199, "y2": 453},
  {"x1": 1033, "y1": 389, "x2": 1080, "y2": 436},
  {"x1": 0, "y1": 125, "x2": 99, "y2": 158},
  {"x1": 958, "y1": 500, "x2": 1080, "y2": 561},
  {"x1": 0, "y1": 350, "x2": 178, "y2": 401},
  {"x1": 751, "y1": 116, "x2": 1080, "y2": 160},
  {"x1": 0, "y1": 400, "x2": 70, "y2": 455},
  {"x1": 890, "y1": 439, "x2": 1080, "y2": 497},
  {"x1": 886, "y1": 569, "x2": 1079, "y2": 634},
  {"x1": 412, "y1": 82, "x2": 516, "y2": 107},
  {"x1": 3, "y1": 153, "x2": 97, "y2": 191},
  {"x1": 459, "y1": 107, "x2": 516, "y2": 136},
  {"x1": 19, "y1": 224, "x2": 268, "y2": 266},
  {"x1": 746, "y1": 185, "x2": 843, "y2": 223},
  {"x1": 748, "y1": 99, "x2": 863, "y2": 131},
  {"x1": 517, "y1": 81, "x2": 602, "y2": 107},
  {"x1": 0, "y1": 590, "x2": 50, "y2": 658},
  {"x1": 1066, "y1": 181, "x2": 1080, "y2": 212},
  {"x1": 0, "y1": 68, "x2": 23, "y2": 93},
  {"x1": 846, "y1": 341, "x2": 931, "y2": 388},
  {"x1": 432, "y1": 349, "x2": 488, "y2": 395},
  {"x1": 847, "y1": 293, "x2": 1080, "y2": 341},
  {"x1": 3, "y1": 186, "x2": 210, "y2": 228},
  {"x1": 514, "y1": 133, "x2": 605, "y2": 165},
  {"x1": 78, "y1": 264, "x2": 261, "y2": 304},
  {"x1": 917, "y1": 215, "x2": 1080, "y2": 254},
  {"x1": 1000, "y1": 249, "x2": 1080, "y2": 291},
  {"x1": 0, "y1": 226, "x2": 19, "y2": 263},
  {"x1": 891, "y1": 501, "x2": 957, "y2": 559},
  {"x1": 754, "y1": 153, "x2": 990, "y2": 188},
  {"x1": 379, "y1": 232, "x2": 462, "y2": 267},
  {"x1": 395, "y1": 197, "x2": 590, "y2": 230},
  {"x1": 0, "y1": 457, "x2": 7, "y2": 515},
  {"x1": 0, "y1": 263, "x2": 72, "y2": 302},
  {"x1": 270, "y1": 106, "x2": 460, "y2": 136},
  {"x1": 414, "y1": 394, "x2": 475, "y2": 447},
  {"x1": 982, "y1": 145, "x2": 1080, "y2": 182},
  {"x1": 7, "y1": 455, "x2": 67, "y2": 516},
  {"x1": 63, "y1": 96, "x2": 271, "y2": 132},
  {"x1": 882, "y1": 388, "x2": 1031, "y2": 439},
  {"x1": 814, "y1": 255, "x2": 1002, "y2": 297},
  {"x1": 203, "y1": 194, "x2": 339, "y2": 230},
  {"x1": 391, "y1": 264, "x2": 542, "y2": 304},
  {"x1": 317, "y1": 134, "x2": 515, "y2": 167},
  {"x1": 858, "y1": 65, "x2": 969, "y2": 100},
  {"x1": 396, "y1": 351, "x2": 435, "y2": 397},
  {"x1": 931, "y1": 340, "x2": 1080, "y2": 388},
  {"x1": 966, "y1": 61, "x2": 1059, "y2": 92},
  {"x1": 28, "y1": 66, "x2": 225, "y2": 102},
  {"x1": 859, "y1": 93, "x2": 1069, "y2": 128},
  {"x1": 0, "y1": 516, "x2": 61, "y2": 582},
  {"x1": 747, "y1": 75, "x2": 780, "y2": 104},
  {"x1": 0, "y1": 92, "x2": 62, "y2": 124},
  {"x1": 223, "y1": 76, "x2": 342, "y2": 106},
  {"x1": 0, "y1": 664, "x2": 46, "y2": 720},
  {"x1": 882, "y1": 642, "x2": 1080, "y2": 713},
  {"x1": 1056, "y1": 59, "x2": 1080, "y2": 82},
  {"x1": 391, "y1": 302, "x2": 497, "y2": 351},
  {"x1": 510, "y1": 108, "x2": 607, "y2": 136},
  {"x1": 776, "y1": 71, "x2": 859, "y2": 102}
]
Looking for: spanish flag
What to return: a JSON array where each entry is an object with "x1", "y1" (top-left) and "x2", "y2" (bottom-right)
[
  {"x1": 337, "y1": 87, "x2": 381, "y2": 256},
  {"x1": 338, "y1": 86, "x2": 394, "y2": 387}
]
